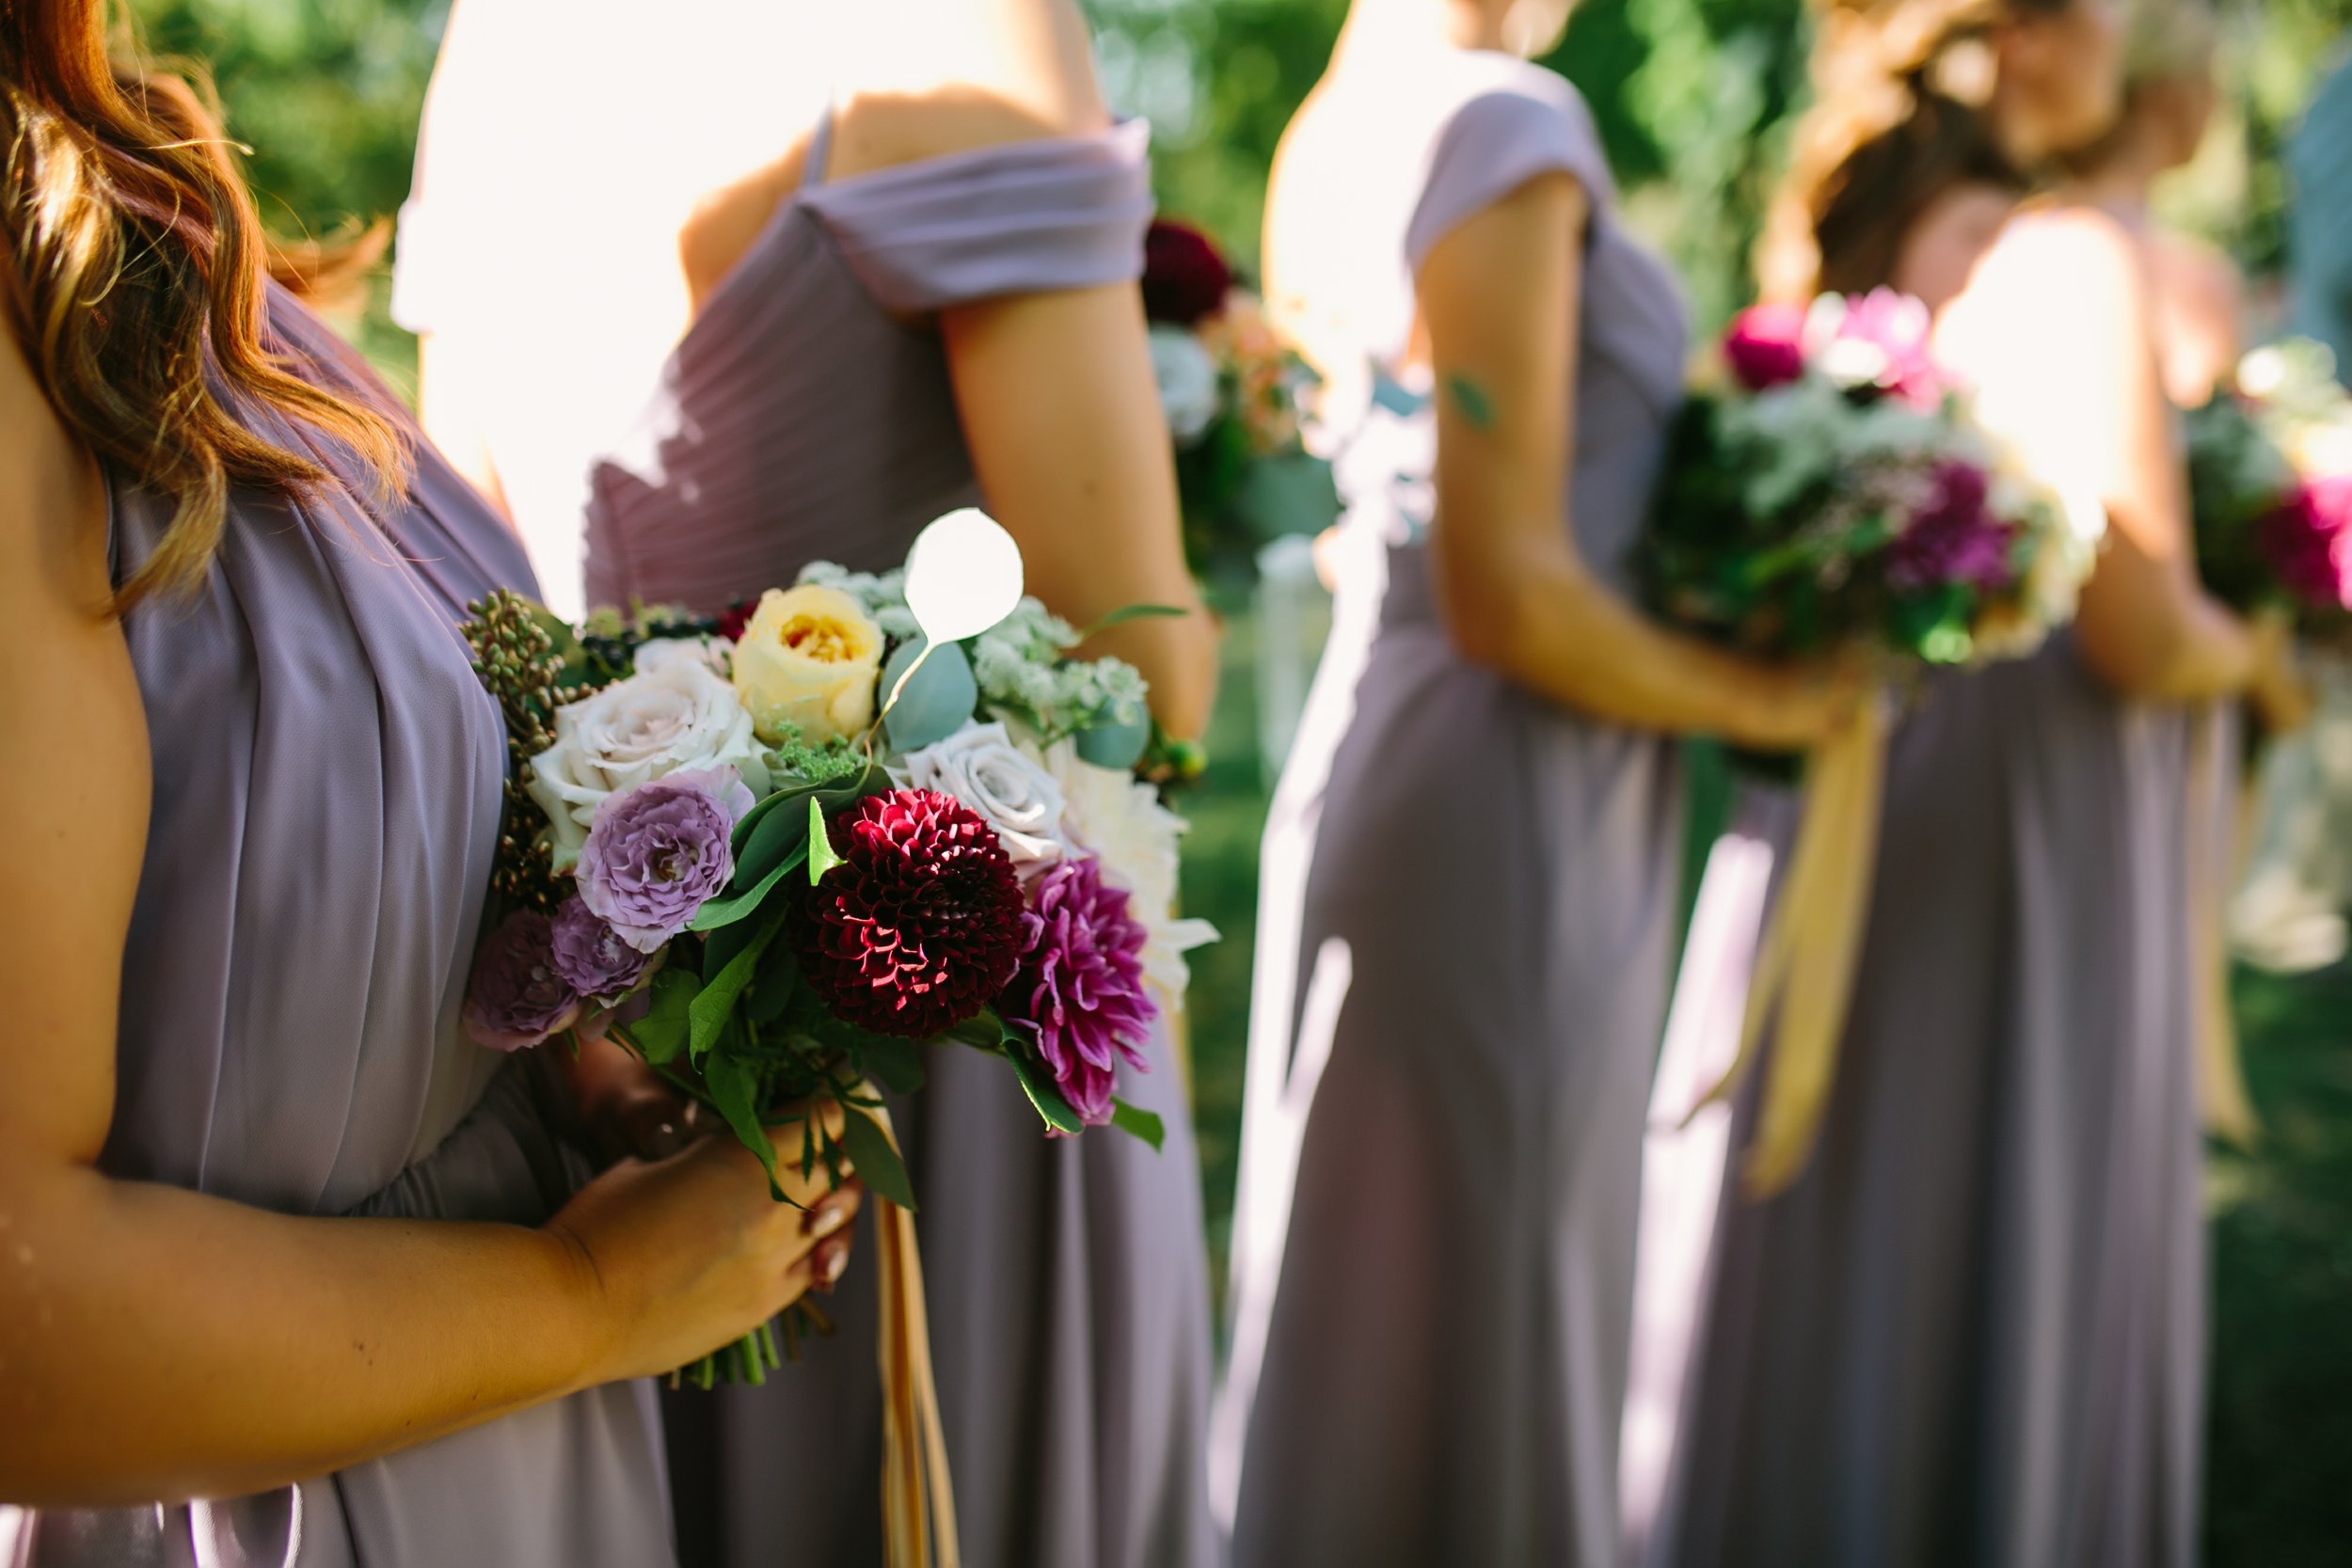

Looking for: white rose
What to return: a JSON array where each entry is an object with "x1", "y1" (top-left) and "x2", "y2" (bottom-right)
[
  {"x1": 892, "y1": 721, "x2": 1069, "y2": 880},
  {"x1": 1043, "y1": 740, "x2": 1217, "y2": 1011},
  {"x1": 634, "y1": 636, "x2": 734, "y2": 677},
  {"x1": 527, "y1": 660, "x2": 770, "y2": 871},
  {"x1": 1151, "y1": 325, "x2": 1223, "y2": 448},
  {"x1": 731, "y1": 584, "x2": 885, "y2": 745}
]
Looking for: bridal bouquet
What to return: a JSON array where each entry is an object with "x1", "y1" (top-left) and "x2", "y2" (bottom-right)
[
  {"x1": 456, "y1": 510, "x2": 1214, "y2": 1384},
  {"x1": 1641, "y1": 292, "x2": 2099, "y2": 1201},
  {"x1": 2185, "y1": 337, "x2": 2352, "y2": 626},
  {"x1": 1641, "y1": 290, "x2": 2099, "y2": 675},
  {"x1": 1144, "y1": 218, "x2": 1338, "y2": 583}
]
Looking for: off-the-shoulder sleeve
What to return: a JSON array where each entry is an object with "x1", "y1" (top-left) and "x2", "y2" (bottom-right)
[
  {"x1": 798, "y1": 119, "x2": 1154, "y2": 314},
  {"x1": 1405, "y1": 78, "x2": 1613, "y2": 274}
]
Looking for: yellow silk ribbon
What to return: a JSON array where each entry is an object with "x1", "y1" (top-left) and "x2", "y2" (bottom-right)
[
  {"x1": 866, "y1": 1102, "x2": 961, "y2": 1568},
  {"x1": 2187, "y1": 707, "x2": 2260, "y2": 1146},
  {"x1": 1697, "y1": 696, "x2": 1890, "y2": 1200}
]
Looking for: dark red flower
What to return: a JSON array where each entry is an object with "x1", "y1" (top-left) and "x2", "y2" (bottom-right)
[
  {"x1": 1722, "y1": 303, "x2": 1808, "y2": 392},
  {"x1": 716, "y1": 599, "x2": 756, "y2": 644},
  {"x1": 795, "y1": 789, "x2": 1026, "y2": 1038},
  {"x1": 2259, "y1": 474, "x2": 2352, "y2": 611},
  {"x1": 1141, "y1": 220, "x2": 1233, "y2": 327}
]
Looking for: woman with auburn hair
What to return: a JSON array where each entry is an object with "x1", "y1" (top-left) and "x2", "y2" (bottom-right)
[
  {"x1": 398, "y1": 2, "x2": 1221, "y2": 1564},
  {"x1": 0, "y1": 7, "x2": 859, "y2": 1565},
  {"x1": 1650, "y1": 0, "x2": 2302, "y2": 1562},
  {"x1": 1212, "y1": 0, "x2": 1854, "y2": 1562}
]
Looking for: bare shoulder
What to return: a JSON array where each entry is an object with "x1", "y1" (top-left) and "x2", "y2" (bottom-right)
[
  {"x1": 827, "y1": 0, "x2": 1110, "y2": 182},
  {"x1": 1976, "y1": 204, "x2": 2149, "y2": 301},
  {"x1": 0, "y1": 310, "x2": 111, "y2": 623}
]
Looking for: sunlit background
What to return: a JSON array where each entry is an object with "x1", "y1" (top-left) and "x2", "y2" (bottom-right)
[{"x1": 122, "y1": 0, "x2": 2352, "y2": 1558}]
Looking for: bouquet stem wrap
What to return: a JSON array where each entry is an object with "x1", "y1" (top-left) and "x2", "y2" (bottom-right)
[
  {"x1": 2188, "y1": 708, "x2": 2260, "y2": 1145},
  {"x1": 867, "y1": 1099, "x2": 961, "y2": 1568},
  {"x1": 1701, "y1": 696, "x2": 1890, "y2": 1199}
]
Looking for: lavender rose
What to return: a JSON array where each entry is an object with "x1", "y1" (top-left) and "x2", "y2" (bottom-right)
[
  {"x1": 549, "y1": 895, "x2": 655, "y2": 999},
  {"x1": 578, "y1": 767, "x2": 755, "y2": 953},
  {"x1": 463, "y1": 910, "x2": 582, "y2": 1052}
]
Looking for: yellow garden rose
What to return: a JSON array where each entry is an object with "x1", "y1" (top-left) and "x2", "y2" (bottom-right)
[{"x1": 730, "y1": 584, "x2": 884, "y2": 745}]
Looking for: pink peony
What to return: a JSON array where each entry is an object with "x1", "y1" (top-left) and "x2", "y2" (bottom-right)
[
  {"x1": 1004, "y1": 857, "x2": 1157, "y2": 1127},
  {"x1": 2260, "y1": 474, "x2": 2352, "y2": 611},
  {"x1": 1818, "y1": 289, "x2": 1947, "y2": 409},
  {"x1": 1723, "y1": 303, "x2": 1809, "y2": 391}
]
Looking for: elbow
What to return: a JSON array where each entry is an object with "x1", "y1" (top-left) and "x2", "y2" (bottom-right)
[
  {"x1": 2074, "y1": 595, "x2": 2248, "y2": 704},
  {"x1": 1147, "y1": 613, "x2": 1219, "y2": 743}
]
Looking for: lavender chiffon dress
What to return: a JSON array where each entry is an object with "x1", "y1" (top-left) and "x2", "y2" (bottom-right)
[
  {"x1": 1, "y1": 293, "x2": 673, "y2": 1568},
  {"x1": 1648, "y1": 641, "x2": 2211, "y2": 1566},
  {"x1": 1213, "y1": 56, "x2": 1688, "y2": 1568},
  {"x1": 581, "y1": 118, "x2": 1217, "y2": 1568}
]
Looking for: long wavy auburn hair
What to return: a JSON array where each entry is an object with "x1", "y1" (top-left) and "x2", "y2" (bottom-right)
[
  {"x1": 0, "y1": 0, "x2": 407, "y2": 613},
  {"x1": 1758, "y1": 0, "x2": 2069, "y2": 302}
]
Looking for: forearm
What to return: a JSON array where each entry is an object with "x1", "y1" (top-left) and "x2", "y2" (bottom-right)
[
  {"x1": 2075, "y1": 557, "x2": 2256, "y2": 704},
  {"x1": 1442, "y1": 535, "x2": 1793, "y2": 744},
  {"x1": 0, "y1": 1157, "x2": 603, "y2": 1507}
]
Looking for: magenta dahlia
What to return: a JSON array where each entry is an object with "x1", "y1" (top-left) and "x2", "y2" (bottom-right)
[
  {"x1": 1004, "y1": 856, "x2": 1158, "y2": 1127},
  {"x1": 2260, "y1": 474, "x2": 2352, "y2": 612},
  {"x1": 796, "y1": 789, "x2": 1026, "y2": 1039}
]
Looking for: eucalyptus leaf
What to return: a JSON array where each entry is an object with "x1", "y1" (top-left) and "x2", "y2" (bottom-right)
[
  {"x1": 1074, "y1": 705, "x2": 1151, "y2": 771},
  {"x1": 1108, "y1": 1098, "x2": 1166, "y2": 1152},
  {"x1": 838, "y1": 1104, "x2": 917, "y2": 1212},
  {"x1": 690, "y1": 911, "x2": 787, "y2": 1061},
  {"x1": 1005, "y1": 1050, "x2": 1087, "y2": 1137},
  {"x1": 1083, "y1": 603, "x2": 1191, "y2": 636},
  {"x1": 881, "y1": 637, "x2": 979, "y2": 753}
]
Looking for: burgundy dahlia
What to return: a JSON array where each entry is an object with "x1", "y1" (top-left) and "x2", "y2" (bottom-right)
[
  {"x1": 796, "y1": 789, "x2": 1027, "y2": 1039},
  {"x1": 1004, "y1": 857, "x2": 1157, "y2": 1127},
  {"x1": 1887, "y1": 459, "x2": 2014, "y2": 592},
  {"x1": 1141, "y1": 219, "x2": 1233, "y2": 328}
]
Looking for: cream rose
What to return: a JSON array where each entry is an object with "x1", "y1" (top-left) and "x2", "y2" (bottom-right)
[
  {"x1": 730, "y1": 584, "x2": 884, "y2": 745},
  {"x1": 528, "y1": 659, "x2": 769, "y2": 871},
  {"x1": 892, "y1": 721, "x2": 1070, "y2": 880}
]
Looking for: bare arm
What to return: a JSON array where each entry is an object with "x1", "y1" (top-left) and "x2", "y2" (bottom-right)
[
  {"x1": 1417, "y1": 174, "x2": 1848, "y2": 749},
  {"x1": 1940, "y1": 210, "x2": 2252, "y2": 703},
  {"x1": 833, "y1": 0, "x2": 1216, "y2": 738},
  {"x1": 0, "y1": 329, "x2": 846, "y2": 1508}
]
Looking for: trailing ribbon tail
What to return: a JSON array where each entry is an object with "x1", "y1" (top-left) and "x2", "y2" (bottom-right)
[
  {"x1": 2188, "y1": 707, "x2": 2260, "y2": 1147},
  {"x1": 1689, "y1": 696, "x2": 1890, "y2": 1200},
  {"x1": 868, "y1": 1102, "x2": 961, "y2": 1568}
]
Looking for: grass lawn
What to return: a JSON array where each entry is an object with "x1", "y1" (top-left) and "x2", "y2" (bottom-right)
[{"x1": 1179, "y1": 608, "x2": 2352, "y2": 1557}]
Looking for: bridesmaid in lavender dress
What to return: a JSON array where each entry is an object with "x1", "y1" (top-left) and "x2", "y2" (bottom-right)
[
  {"x1": 0, "y1": 25, "x2": 853, "y2": 1568},
  {"x1": 1213, "y1": 4, "x2": 1852, "y2": 1564},
  {"x1": 555, "y1": 5, "x2": 1222, "y2": 1565},
  {"x1": 1649, "y1": 2, "x2": 2306, "y2": 1563}
]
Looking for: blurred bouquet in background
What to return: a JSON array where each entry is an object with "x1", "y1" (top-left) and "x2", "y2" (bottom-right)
[
  {"x1": 1143, "y1": 219, "x2": 1339, "y2": 587},
  {"x1": 457, "y1": 511, "x2": 1212, "y2": 1385},
  {"x1": 2185, "y1": 338, "x2": 2352, "y2": 628},
  {"x1": 1641, "y1": 290, "x2": 2100, "y2": 680}
]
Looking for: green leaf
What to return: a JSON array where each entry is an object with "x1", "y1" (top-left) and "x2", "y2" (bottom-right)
[
  {"x1": 729, "y1": 785, "x2": 796, "y2": 858},
  {"x1": 837, "y1": 1103, "x2": 917, "y2": 1212},
  {"x1": 745, "y1": 942, "x2": 801, "y2": 1027},
  {"x1": 702, "y1": 1053, "x2": 783, "y2": 1197},
  {"x1": 733, "y1": 784, "x2": 818, "y2": 882},
  {"x1": 1445, "y1": 372, "x2": 1498, "y2": 432},
  {"x1": 1109, "y1": 1097, "x2": 1165, "y2": 1152},
  {"x1": 690, "y1": 911, "x2": 787, "y2": 1062},
  {"x1": 1005, "y1": 1049, "x2": 1086, "y2": 1137},
  {"x1": 850, "y1": 1034, "x2": 927, "y2": 1097},
  {"x1": 626, "y1": 968, "x2": 701, "y2": 1065},
  {"x1": 689, "y1": 843, "x2": 808, "y2": 931},
  {"x1": 806, "y1": 796, "x2": 842, "y2": 886}
]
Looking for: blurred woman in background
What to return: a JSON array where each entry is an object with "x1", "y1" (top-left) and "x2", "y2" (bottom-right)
[
  {"x1": 400, "y1": 2, "x2": 1221, "y2": 1565},
  {"x1": 1650, "y1": 0, "x2": 2303, "y2": 1562},
  {"x1": 1213, "y1": 0, "x2": 1853, "y2": 1562},
  {"x1": 0, "y1": 6, "x2": 856, "y2": 1566}
]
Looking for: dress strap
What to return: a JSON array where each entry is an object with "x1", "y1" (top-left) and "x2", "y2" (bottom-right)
[{"x1": 804, "y1": 103, "x2": 836, "y2": 189}]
